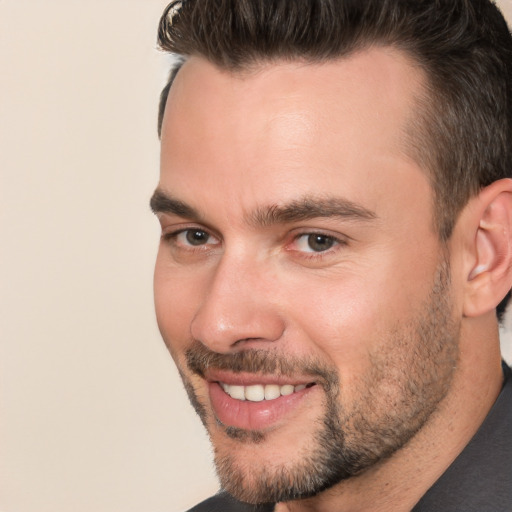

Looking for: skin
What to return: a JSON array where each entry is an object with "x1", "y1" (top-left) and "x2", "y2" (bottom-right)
[{"x1": 153, "y1": 48, "x2": 507, "y2": 511}]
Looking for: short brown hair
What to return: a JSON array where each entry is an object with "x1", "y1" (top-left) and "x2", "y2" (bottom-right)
[{"x1": 156, "y1": 0, "x2": 512, "y2": 314}]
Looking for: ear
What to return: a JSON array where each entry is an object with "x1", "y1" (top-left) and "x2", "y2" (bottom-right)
[{"x1": 463, "y1": 178, "x2": 512, "y2": 317}]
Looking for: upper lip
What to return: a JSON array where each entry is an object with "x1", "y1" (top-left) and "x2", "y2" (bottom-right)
[{"x1": 204, "y1": 369, "x2": 316, "y2": 387}]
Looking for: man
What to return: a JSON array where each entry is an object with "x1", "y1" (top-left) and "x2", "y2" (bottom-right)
[{"x1": 150, "y1": 0, "x2": 512, "y2": 510}]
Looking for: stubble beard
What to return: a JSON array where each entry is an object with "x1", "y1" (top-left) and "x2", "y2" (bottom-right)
[{"x1": 179, "y1": 259, "x2": 459, "y2": 505}]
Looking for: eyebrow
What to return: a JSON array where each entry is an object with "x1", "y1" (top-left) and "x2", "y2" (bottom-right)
[
  {"x1": 150, "y1": 189, "x2": 202, "y2": 220},
  {"x1": 150, "y1": 188, "x2": 377, "y2": 226},
  {"x1": 248, "y1": 197, "x2": 377, "y2": 226}
]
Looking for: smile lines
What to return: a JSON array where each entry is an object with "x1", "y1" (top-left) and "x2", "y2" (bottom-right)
[{"x1": 220, "y1": 382, "x2": 315, "y2": 402}]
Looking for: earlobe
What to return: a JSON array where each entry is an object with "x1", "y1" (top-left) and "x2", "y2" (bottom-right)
[{"x1": 463, "y1": 179, "x2": 512, "y2": 318}]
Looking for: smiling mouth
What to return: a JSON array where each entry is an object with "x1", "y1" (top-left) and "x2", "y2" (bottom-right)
[{"x1": 219, "y1": 382, "x2": 316, "y2": 402}]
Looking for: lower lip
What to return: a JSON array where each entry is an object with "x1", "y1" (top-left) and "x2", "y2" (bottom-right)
[{"x1": 208, "y1": 382, "x2": 315, "y2": 431}]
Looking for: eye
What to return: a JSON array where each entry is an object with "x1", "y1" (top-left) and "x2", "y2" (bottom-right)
[
  {"x1": 178, "y1": 229, "x2": 212, "y2": 246},
  {"x1": 163, "y1": 227, "x2": 220, "y2": 249},
  {"x1": 172, "y1": 228, "x2": 217, "y2": 247},
  {"x1": 294, "y1": 233, "x2": 339, "y2": 253}
]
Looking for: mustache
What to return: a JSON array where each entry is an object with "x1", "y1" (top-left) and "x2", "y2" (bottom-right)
[{"x1": 185, "y1": 341, "x2": 340, "y2": 392}]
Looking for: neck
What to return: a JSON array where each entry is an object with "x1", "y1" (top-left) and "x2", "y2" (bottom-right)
[{"x1": 276, "y1": 314, "x2": 504, "y2": 512}]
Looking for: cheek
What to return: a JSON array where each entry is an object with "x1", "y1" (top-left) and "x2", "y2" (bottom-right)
[
  {"x1": 289, "y1": 280, "x2": 381, "y2": 372},
  {"x1": 153, "y1": 256, "x2": 203, "y2": 358},
  {"x1": 284, "y1": 258, "x2": 437, "y2": 378}
]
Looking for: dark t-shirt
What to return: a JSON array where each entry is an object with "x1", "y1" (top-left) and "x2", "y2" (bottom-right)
[{"x1": 188, "y1": 362, "x2": 512, "y2": 512}]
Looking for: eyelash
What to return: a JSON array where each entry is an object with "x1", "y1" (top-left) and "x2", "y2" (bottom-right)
[
  {"x1": 161, "y1": 227, "x2": 347, "y2": 259},
  {"x1": 162, "y1": 228, "x2": 219, "y2": 249},
  {"x1": 287, "y1": 232, "x2": 347, "y2": 261}
]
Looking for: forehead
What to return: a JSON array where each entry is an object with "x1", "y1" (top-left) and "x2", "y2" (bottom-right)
[
  {"x1": 163, "y1": 47, "x2": 424, "y2": 140},
  {"x1": 159, "y1": 48, "x2": 429, "y2": 222}
]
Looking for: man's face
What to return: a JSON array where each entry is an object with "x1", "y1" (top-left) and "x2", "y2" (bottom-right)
[{"x1": 153, "y1": 49, "x2": 460, "y2": 503}]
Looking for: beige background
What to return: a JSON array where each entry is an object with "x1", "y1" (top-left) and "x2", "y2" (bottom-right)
[{"x1": 1, "y1": 1, "x2": 511, "y2": 511}]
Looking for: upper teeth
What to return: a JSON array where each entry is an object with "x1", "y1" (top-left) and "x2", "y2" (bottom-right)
[{"x1": 220, "y1": 383, "x2": 307, "y2": 402}]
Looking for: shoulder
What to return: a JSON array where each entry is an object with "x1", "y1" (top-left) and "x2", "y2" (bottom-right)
[
  {"x1": 413, "y1": 361, "x2": 512, "y2": 511},
  {"x1": 186, "y1": 492, "x2": 274, "y2": 512}
]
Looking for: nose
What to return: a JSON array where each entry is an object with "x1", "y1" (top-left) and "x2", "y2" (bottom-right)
[{"x1": 190, "y1": 255, "x2": 286, "y2": 353}]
